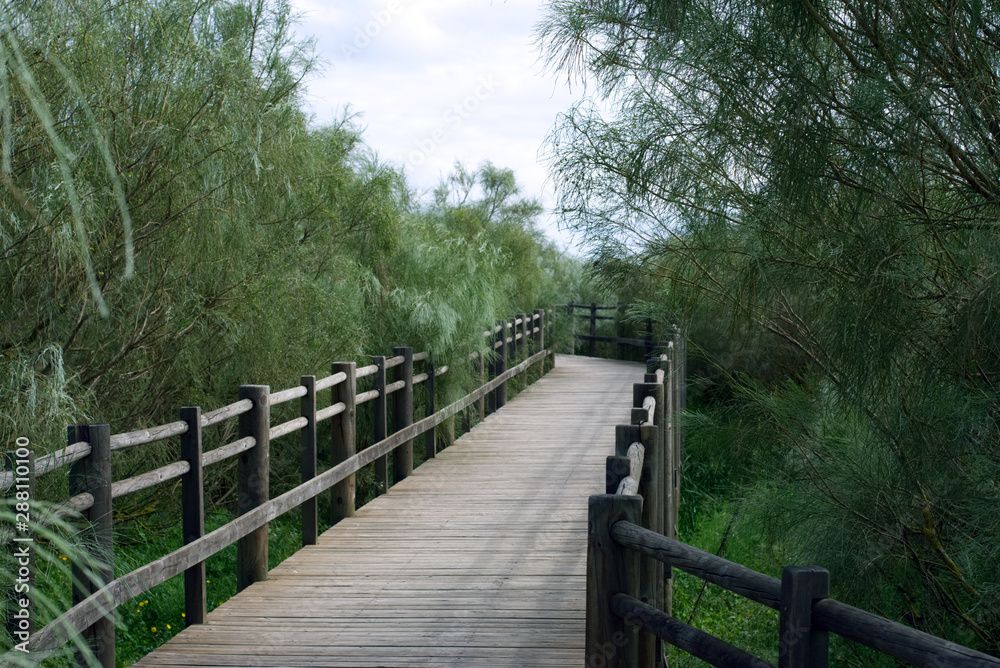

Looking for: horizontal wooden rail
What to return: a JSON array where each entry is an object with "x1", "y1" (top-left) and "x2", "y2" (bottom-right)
[
  {"x1": 356, "y1": 388, "x2": 380, "y2": 404},
  {"x1": 201, "y1": 436, "x2": 255, "y2": 468},
  {"x1": 269, "y1": 416, "x2": 308, "y2": 440},
  {"x1": 315, "y1": 371, "x2": 347, "y2": 392},
  {"x1": 111, "y1": 460, "x2": 191, "y2": 500},
  {"x1": 315, "y1": 401, "x2": 346, "y2": 422},
  {"x1": 384, "y1": 355, "x2": 405, "y2": 369},
  {"x1": 609, "y1": 520, "x2": 1000, "y2": 668},
  {"x1": 269, "y1": 385, "x2": 308, "y2": 406},
  {"x1": 0, "y1": 441, "x2": 92, "y2": 491},
  {"x1": 610, "y1": 594, "x2": 775, "y2": 668},
  {"x1": 24, "y1": 346, "x2": 551, "y2": 660},
  {"x1": 576, "y1": 334, "x2": 652, "y2": 347},
  {"x1": 612, "y1": 520, "x2": 780, "y2": 607},
  {"x1": 202, "y1": 399, "x2": 253, "y2": 427},
  {"x1": 385, "y1": 379, "x2": 406, "y2": 394},
  {"x1": 356, "y1": 363, "x2": 378, "y2": 378},
  {"x1": 110, "y1": 421, "x2": 188, "y2": 451},
  {"x1": 54, "y1": 492, "x2": 95, "y2": 519}
]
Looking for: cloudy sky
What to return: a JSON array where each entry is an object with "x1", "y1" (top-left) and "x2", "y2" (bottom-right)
[{"x1": 288, "y1": 0, "x2": 588, "y2": 251}]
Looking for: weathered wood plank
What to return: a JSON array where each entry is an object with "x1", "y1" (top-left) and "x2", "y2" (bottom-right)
[{"x1": 130, "y1": 355, "x2": 641, "y2": 668}]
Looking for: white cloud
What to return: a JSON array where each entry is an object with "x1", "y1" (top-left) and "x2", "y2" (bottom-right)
[{"x1": 289, "y1": 0, "x2": 587, "y2": 252}]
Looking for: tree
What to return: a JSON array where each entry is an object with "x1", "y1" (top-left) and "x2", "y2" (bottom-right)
[{"x1": 540, "y1": 0, "x2": 1000, "y2": 651}]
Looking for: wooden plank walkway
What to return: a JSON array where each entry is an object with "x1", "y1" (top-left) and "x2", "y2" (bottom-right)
[{"x1": 135, "y1": 354, "x2": 642, "y2": 667}]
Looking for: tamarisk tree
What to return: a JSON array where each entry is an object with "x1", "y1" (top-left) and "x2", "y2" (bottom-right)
[{"x1": 540, "y1": 0, "x2": 1000, "y2": 652}]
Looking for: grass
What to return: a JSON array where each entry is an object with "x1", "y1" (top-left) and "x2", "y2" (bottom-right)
[{"x1": 665, "y1": 499, "x2": 782, "y2": 666}]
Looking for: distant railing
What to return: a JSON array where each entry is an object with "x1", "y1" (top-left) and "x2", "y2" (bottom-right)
[
  {"x1": 2, "y1": 309, "x2": 555, "y2": 666},
  {"x1": 561, "y1": 302, "x2": 657, "y2": 359},
  {"x1": 585, "y1": 336, "x2": 1000, "y2": 668}
]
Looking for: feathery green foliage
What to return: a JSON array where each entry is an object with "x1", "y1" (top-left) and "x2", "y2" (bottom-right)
[
  {"x1": 0, "y1": 0, "x2": 583, "y2": 661},
  {"x1": 541, "y1": 0, "x2": 1000, "y2": 652}
]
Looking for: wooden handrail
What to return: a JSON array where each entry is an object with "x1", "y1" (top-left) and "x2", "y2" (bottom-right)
[
  {"x1": 6, "y1": 309, "x2": 551, "y2": 665},
  {"x1": 21, "y1": 346, "x2": 552, "y2": 661},
  {"x1": 356, "y1": 363, "x2": 379, "y2": 378},
  {"x1": 587, "y1": 343, "x2": 1000, "y2": 668}
]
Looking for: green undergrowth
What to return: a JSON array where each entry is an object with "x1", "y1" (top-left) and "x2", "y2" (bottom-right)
[
  {"x1": 667, "y1": 402, "x2": 905, "y2": 667},
  {"x1": 666, "y1": 500, "x2": 782, "y2": 666}
]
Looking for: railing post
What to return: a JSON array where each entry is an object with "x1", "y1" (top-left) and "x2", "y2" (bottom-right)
[
  {"x1": 180, "y1": 407, "x2": 206, "y2": 626},
  {"x1": 393, "y1": 347, "x2": 414, "y2": 482},
  {"x1": 589, "y1": 302, "x2": 597, "y2": 357},
  {"x1": 669, "y1": 341, "x2": 682, "y2": 535},
  {"x1": 644, "y1": 360, "x2": 673, "y2": 620},
  {"x1": 617, "y1": 422, "x2": 661, "y2": 667},
  {"x1": 495, "y1": 319, "x2": 508, "y2": 410},
  {"x1": 509, "y1": 316, "x2": 518, "y2": 384},
  {"x1": 373, "y1": 356, "x2": 388, "y2": 494},
  {"x1": 237, "y1": 385, "x2": 269, "y2": 592},
  {"x1": 518, "y1": 312, "x2": 529, "y2": 387},
  {"x1": 425, "y1": 356, "x2": 437, "y2": 459},
  {"x1": 780, "y1": 566, "x2": 830, "y2": 668},
  {"x1": 330, "y1": 362, "x2": 357, "y2": 523},
  {"x1": 586, "y1": 494, "x2": 641, "y2": 668},
  {"x1": 534, "y1": 308, "x2": 546, "y2": 376},
  {"x1": 477, "y1": 349, "x2": 486, "y2": 421},
  {"x1": 68, "y1": 423, "x2": 114, "y2": 668},
  {"x1": 568, "y1": 301, "x2": 576, "y2": 355},
  {"x1": 5, "y1": 447, "x2": 34, "y2": 647},
  {"x1": 300, "y1": 376, "x2": 318, "y2": 546}
]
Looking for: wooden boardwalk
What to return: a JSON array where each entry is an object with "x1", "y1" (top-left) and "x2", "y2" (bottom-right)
[{"x1": 135, "y1": 355, "x2": 642, "y2": 667}]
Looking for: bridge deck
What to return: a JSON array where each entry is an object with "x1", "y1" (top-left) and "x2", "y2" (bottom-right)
[{"x1": 135, "y1": 354, "x2": 642, "y2": 667}]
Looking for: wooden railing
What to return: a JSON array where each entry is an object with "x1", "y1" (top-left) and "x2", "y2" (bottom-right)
[
  {"x1": 585, "y1": 337, "x2": 1000, "y2": 668},
  {"x1": 2, "y1": 309, "x2": 554, "y2": 666},
  {"x1": 563, "y1": 302, "x2": 658, "y2": 358}
]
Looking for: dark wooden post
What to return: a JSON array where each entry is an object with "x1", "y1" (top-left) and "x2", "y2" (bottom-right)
[
  {"x1": 617, "y1": 422, "x2": 662, "y2": 667},
  {"x1": 509, "y1": 316, "x2": 518, "y2": 378},
  {"x1": 644, "y1": 318, "x2": 654, "y2": 357},
  {"x1": 517, "y1": 313, "x2": 534, "y2": 388},
  {"x1": 534, "y1": 309, "x2": 545, "y2": 376},
  {"x1": 568, "y1": 301, "x2": 576, "y2": 355},
  {"x1": 476, "y1": 349, "x2": 486, "y2": 422},
  {"x1": 487, "y1": 330, "x2": 497, "y2": 416},
  {"x1": 617, "y1": 329, "x2": 626, "y2": 361},
  {"x1": 586, "y1": 494, "x2": 641, "y2": 668},
  {"x1": 5, "y1": 446, "x2": 34, "y2": 646},
  {"x1": 373, "y1": 356, "x2": 388, "y2": 494},
  {"x1": 330, "y1": 362, "x2": 356, "y2": 523},
  {"x1": 237, "y1": 385, "x2": 269, "y2": 592},
  {"x1": 425, "y1": 356, "x2": 436, "y2": 459},
  {"x1": 670, "y1": 343, "x2": 682, "y2": 535},
  {"x1": 180, "y1": 407, "x2": 206, "y2": 626},
  {"x1": 393, "y1": 347, "x2": 414, "y2": 482},
  {"x1": 496, "y1": 319, "x2": 509, "y2": 409},
  {"x1": 589, "y1": 302, "x2": 598, "y2": 357},
  {"x1": 300, "y1": 376, "x2": 318, "y2": 546},
  {"x1": 780, "y1": 566, "x2": 830, "y2": 668},
  {"x1": 68, "y1": 423, "x2": 114, "y2": 668}
]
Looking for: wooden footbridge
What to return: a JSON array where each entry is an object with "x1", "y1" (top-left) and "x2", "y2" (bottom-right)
[
  {"x1": 134, "y1": 354, "x2": 637, "y2": 667},
  {"x1": 7, "y1": 309, "x2": 1000, "y2": 668}
]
